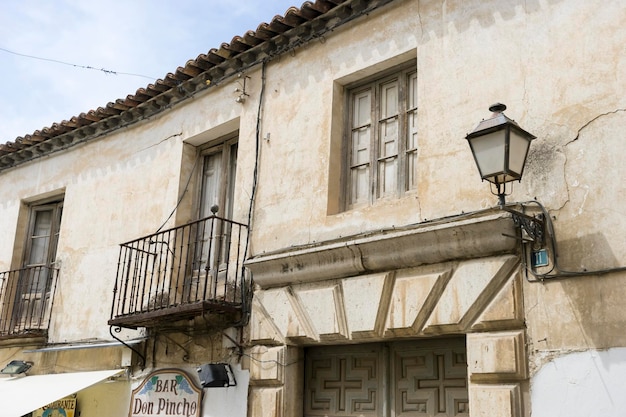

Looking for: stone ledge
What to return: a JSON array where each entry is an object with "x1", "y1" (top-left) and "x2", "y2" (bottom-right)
[{"x1": 247, "y1": 210, "x2": 517, "y2": 288}]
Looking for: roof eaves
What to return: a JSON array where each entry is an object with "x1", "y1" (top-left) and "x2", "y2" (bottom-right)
[{"x1": 0, "y1": 0, "x2": 396, "y2": 172}]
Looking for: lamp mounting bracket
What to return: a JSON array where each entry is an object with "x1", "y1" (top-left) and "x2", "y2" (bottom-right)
[{"x1": 501, "y1": 205, "x2": 544, "y2": 245}]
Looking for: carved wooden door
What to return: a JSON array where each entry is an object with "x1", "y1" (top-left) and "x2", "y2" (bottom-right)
[{"x1": 305, "y1": 339, "x2": 468, "y2": 417}]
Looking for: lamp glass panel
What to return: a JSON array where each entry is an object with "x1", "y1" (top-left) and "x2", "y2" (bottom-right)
[
  {"x1": 508, "y1": 130, "x2": 531, "y2": 177},
  {"x1": 469, "y1": 130, "x2": 505, "y2": 180}
]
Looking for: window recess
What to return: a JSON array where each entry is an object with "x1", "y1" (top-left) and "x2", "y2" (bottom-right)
[
  {"x1": 346, "y1": 64, "x2": 418, "y2": 208},
  {"x1": 0, "y1": 198, "x2": 63, "y2": 338}
]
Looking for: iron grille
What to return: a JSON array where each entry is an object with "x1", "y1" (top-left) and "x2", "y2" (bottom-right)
[
  {"x1": 0, "y1": 266, "x2": 59, "y2": 338},
  {"x1": 109, "y1": 215, "x2": 248, "y2": 327}
]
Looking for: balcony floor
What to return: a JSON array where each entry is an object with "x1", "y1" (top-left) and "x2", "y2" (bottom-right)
[{"x1": 108, "y1": 300, "x2": 242, "y2": 329}]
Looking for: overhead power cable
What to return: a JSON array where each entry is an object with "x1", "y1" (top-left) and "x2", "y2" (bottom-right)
[{"x1": 0, "y1": 46, "x2": 157, "y2": 80}]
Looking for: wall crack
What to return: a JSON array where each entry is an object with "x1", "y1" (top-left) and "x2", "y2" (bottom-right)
[
  {"x1": 558, "y1": 108, "x2": 625, "y2": 212},
  {"x1": 140, "y1": 131, "x2": 182, "y2": 152},
  {"x1": 565, "y1": 108, "x2": 626, "y2": 146}
]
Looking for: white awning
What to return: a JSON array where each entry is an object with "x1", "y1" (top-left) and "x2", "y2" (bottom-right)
[{"x1": 0, "y1": 369, "x2": 124, "y2": 417}]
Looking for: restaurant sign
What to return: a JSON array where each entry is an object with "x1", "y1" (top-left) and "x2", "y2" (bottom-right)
[
  {"x1": 130, "y1": 369, "x2": 202, "y2": 417},
  {"x1": 33, "y1": 394, "x2": 76, "y2": 417}
]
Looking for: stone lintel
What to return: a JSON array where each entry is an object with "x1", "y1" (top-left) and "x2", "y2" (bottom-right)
[{"x1": 247, "y1": 211, "x2": 517, "y2": 288}]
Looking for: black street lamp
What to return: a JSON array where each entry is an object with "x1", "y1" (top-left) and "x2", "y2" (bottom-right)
[
  {"x1": 465, "y1": 103, "x2": 536, "y2": 205},
  {"x1": 465, "y1": 103, "x2": 544, "y2": 245}
]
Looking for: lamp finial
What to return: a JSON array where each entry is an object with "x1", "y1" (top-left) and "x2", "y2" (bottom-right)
[{"x1": 489, "y1": 103, "x2": 507, "y2": 113}]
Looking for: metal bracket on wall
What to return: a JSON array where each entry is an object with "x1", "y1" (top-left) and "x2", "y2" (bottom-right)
[
  {"x1": 501, "y1": 205, "x2": 545, "y2": 245},
  {"x1": 109, "y1": 325, "x2": 146, "y2": 369}
]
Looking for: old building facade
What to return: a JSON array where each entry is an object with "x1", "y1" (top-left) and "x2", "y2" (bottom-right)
[{"x1": 1, "y1": 0, "x2": 625, "y2": 416}]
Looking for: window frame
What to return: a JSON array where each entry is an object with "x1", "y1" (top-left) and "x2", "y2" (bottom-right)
[
  {"x1": 193, "y1": 132, "x2": 239, "y2": 272},
  {"x1": 344, "y1": 62, "x2": 418, "y2": 209},
  {"x1": 9, "y1": 197, "x2": 64, "y2": 331},
  {"x1": 22, "y1": 199, "x2": 64, "y2": 271},
  {"x1": 195, "y1": 132, "x2": 239, "y2": 221}
]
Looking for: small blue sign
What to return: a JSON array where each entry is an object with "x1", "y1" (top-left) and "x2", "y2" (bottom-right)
[{"x1": 532, "y1": 249, "x2": 549, "y2": 267}]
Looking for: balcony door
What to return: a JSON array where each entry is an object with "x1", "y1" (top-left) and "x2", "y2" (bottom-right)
[
  {"x1": 14, "y1": 200, "x2": 63, "y2": 330},
  {"x1": 187, "y1": 135, "x2": 238, "y2": 301}
]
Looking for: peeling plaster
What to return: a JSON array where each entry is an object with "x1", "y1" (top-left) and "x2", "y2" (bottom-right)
[
  {"x1": 525, "y1": 141, "x2": 568, "y2": 211},
  {"x1": 531, "y1": 348, "x2": 626, "y2": 417},
  {"x1": 570, "y1": 182, "x2": 590, "y2": 216}
]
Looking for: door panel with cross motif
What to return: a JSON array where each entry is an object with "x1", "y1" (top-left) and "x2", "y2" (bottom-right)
[{"x1": 304, "y1": 339, "x2": 468, "y2": 417}]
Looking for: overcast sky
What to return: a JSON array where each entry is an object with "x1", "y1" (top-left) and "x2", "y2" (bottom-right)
[{"x1": 0, "y1": 0, "x2": 297, "y2": 142}]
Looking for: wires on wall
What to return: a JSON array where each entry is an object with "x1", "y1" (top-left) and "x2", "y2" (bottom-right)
[
  {"x1": 521, "y1": 200, "x2": 626, "y2": 281},
  {"x1": 154, "y1": 144, "x2": 199, "y2": 234}
]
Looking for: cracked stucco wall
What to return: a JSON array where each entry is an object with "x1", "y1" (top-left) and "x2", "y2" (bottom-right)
[{"x1": 530, "y1": 348, "x2": 626, "y2": 417}]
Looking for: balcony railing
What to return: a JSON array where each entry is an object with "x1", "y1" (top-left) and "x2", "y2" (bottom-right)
[
  {"x1": 109, "y1": 215, "x2": 249, "y2": 328},
  {"x1": 0, "y1": 266, "x2": 59, "y2": 339}
]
